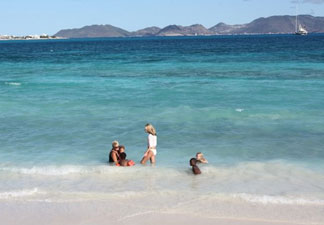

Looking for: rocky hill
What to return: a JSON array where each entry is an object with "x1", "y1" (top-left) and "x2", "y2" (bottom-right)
[
  {"x1": 210, "y1": 15, "x2": 324, "y2": 34},
  {"x1": 55, "y1": 24, "x2": 130, "y2": 38},
  {"x1": 54, "y1": 15, "x2": 324, "y2": 38},
  {"x1": 156, "y1": 24, "x2": 212, "y2": 36},
  {"x1": 131, "y1": 26, "x2": 161, "y2": 37},
  {"x1": 209, "y1": 23, "x2": 246, "y2": 34}
]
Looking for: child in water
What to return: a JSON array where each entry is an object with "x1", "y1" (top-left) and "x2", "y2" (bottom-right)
[
  {"x1": 189, "y1": 158, "x2": 201, "y2": 175},
  {"x1": 119, "y1": 146, "x2": 135, "y2": 167},
  {"x1": 196, "y1": 152, "x2": 208, "y2": 164},
  {"x1": 119, "y1": 145, "x2": 126, "y2": 156}
]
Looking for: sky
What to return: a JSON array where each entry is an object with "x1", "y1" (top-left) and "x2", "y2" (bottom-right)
[{"x1": 1, "y1": 0, "x2": 324, "y2": 35}]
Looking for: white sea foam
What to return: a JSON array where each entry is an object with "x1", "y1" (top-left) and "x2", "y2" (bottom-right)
[
  {"x1": 0, "y1": 188, "x2": 43, "y2": 199},
  {"x1": 0, "y1": 161, "x2": 323, "y2": 203},
  {"x1": 235, "y1": 108, "x2": 244, "y2": 112},
  {"x1": 0, "y1": 165, "x2": 152, "y2": 176},
  {"x1": 233, "y1": 193, "x2": 324, "y2": 205},
  {"x1": 0, "y1": 161, "x2": 323, "y2": 180},
  {"x1": 5, "y1": 82, "x2": 21, "y2": 86},
  {"x1": 1, "y1": 166, "x2": 90, "y2": 176},
  {"x1": 3, "y1": 188, "x2": 322, "y2": 207}
]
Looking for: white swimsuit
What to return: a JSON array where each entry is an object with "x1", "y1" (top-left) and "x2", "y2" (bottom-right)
[
  {"x1": 150, "y1": 149, "x2": 157, "y2": 156},
  {"x1": 148, "y1": 134, "x2": 157, "y2": 156}
]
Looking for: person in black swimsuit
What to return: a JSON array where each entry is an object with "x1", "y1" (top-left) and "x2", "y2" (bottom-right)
[
  {"x1": 190, "y1": 158, "x2": 201, "y2": 175},
  {"x1": 109, "y1": 140, "x2": 120, "y2": 165}
]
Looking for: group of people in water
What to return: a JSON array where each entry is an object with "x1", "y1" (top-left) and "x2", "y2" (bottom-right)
[
  {"x1": 108, "y1": 123, "x2": 207, "y2": 174},
  {"x1": 108, "y1": 142, "x2": 135, "y2": 166}
]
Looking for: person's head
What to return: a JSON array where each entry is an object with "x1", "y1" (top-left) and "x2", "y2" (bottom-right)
[
  {"x1": 120, "y1": 152, "x2": 126, "y2": 160},
  {"x1": 196, "y1": 152, "x2": 203, "y2": 160},
  {"x1": 190, "y1": 158, "x2": 197, "y2": 166},
  {"x1": 145, "y1": 123, "x2": 157, "y2": 135},
  {"x1": 112, "y1": 140, "x2": 119, "y2": 149},
  {"x1": 119, "y1": 145, "x2": 125, "y2": 153}
]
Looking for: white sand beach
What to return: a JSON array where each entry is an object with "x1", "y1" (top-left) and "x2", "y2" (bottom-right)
[{"x1": 1, "y1": 193, "x2": 323, "y2": 225}]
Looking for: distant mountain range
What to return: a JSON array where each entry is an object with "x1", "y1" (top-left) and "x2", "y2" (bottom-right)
[{"x1": 54, "y1": 15, "x2": 324, "y2": 38}]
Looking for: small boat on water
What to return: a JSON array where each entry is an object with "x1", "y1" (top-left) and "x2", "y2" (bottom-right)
[
  {"x1": 295, "y1": 6, "x2": 308, "y2": 35},
  {"x1": 295, "y1": 24, "x2": 308, "y2": 35}
]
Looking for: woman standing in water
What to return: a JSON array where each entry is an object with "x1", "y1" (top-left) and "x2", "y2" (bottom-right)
[{"x1": 141, "y1": 123, "x2": 157, "y2": 164}]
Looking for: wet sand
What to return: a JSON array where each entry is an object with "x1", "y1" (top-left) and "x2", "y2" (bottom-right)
[{"x1": 1, "y1": 197, "x2": 323, "y2": 225}]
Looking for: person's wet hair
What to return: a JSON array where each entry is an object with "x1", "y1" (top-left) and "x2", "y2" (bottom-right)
[{"x1": 190, "y1": 158, "x2": 197, "y2": 166}]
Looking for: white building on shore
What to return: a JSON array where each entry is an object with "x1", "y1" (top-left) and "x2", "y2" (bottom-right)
[{"x1": 0, "y1": 34, "x2": 60, "y2": 40}]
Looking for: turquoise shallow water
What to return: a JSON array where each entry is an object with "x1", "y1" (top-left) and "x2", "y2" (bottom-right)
[{"x1": 0, "y1": 35, "x2": 324, "y2": 202}]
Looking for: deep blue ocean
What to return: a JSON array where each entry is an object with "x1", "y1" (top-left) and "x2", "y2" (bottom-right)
[{"x1": 0, "y1": 35, "x2": 324, "y2": 203}]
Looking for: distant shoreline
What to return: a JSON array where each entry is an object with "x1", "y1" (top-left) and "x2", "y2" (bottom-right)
[
  {"x1": 0, "y1": 38, "x2": 66, "y2": 41},
  {"x1": 0, "y1": 35, "x2": 66, "y2": 41},
  {"x1": 1, "y1": 32, "x2": 323, "y2": 42}
]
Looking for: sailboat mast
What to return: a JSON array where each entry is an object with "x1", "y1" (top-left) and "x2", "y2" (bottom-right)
[{"x1": 295, "y1": 5, "x2": 298, "y2": 33}]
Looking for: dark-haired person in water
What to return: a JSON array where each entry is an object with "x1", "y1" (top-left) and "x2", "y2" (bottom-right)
[
  {"x1": 119, "y1": 151, "x2": 135, "y2": 167},
  {"x1": 119, "y1": 153, "x2": 128, "y2": 166},
  {"x1": 190, "y1": 158, "x2": 201, "y2": 175}
]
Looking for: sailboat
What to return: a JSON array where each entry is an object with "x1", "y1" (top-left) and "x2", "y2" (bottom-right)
[
  {"x1": 296, "y1": 24, "x2": 308, "y2": 35},
  {"x1": 295, "y1": 5, "x2": 308, "y2": 35}
]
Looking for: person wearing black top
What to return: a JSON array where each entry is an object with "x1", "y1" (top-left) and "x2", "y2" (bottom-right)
[
  {"x1": 109, "y1": 141, "x2": 120, "y2": 165},
  {"x1": 189, "y1": 158, "x2": 201, "y2": 175}
]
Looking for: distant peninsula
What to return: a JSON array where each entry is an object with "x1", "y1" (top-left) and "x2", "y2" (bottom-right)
[
  {"x1": 54, "y1": 15, "x2": 324, "y2": 38},
  {"x1": 0, "y1": 34, "x2": 63, "y2": 41}
]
